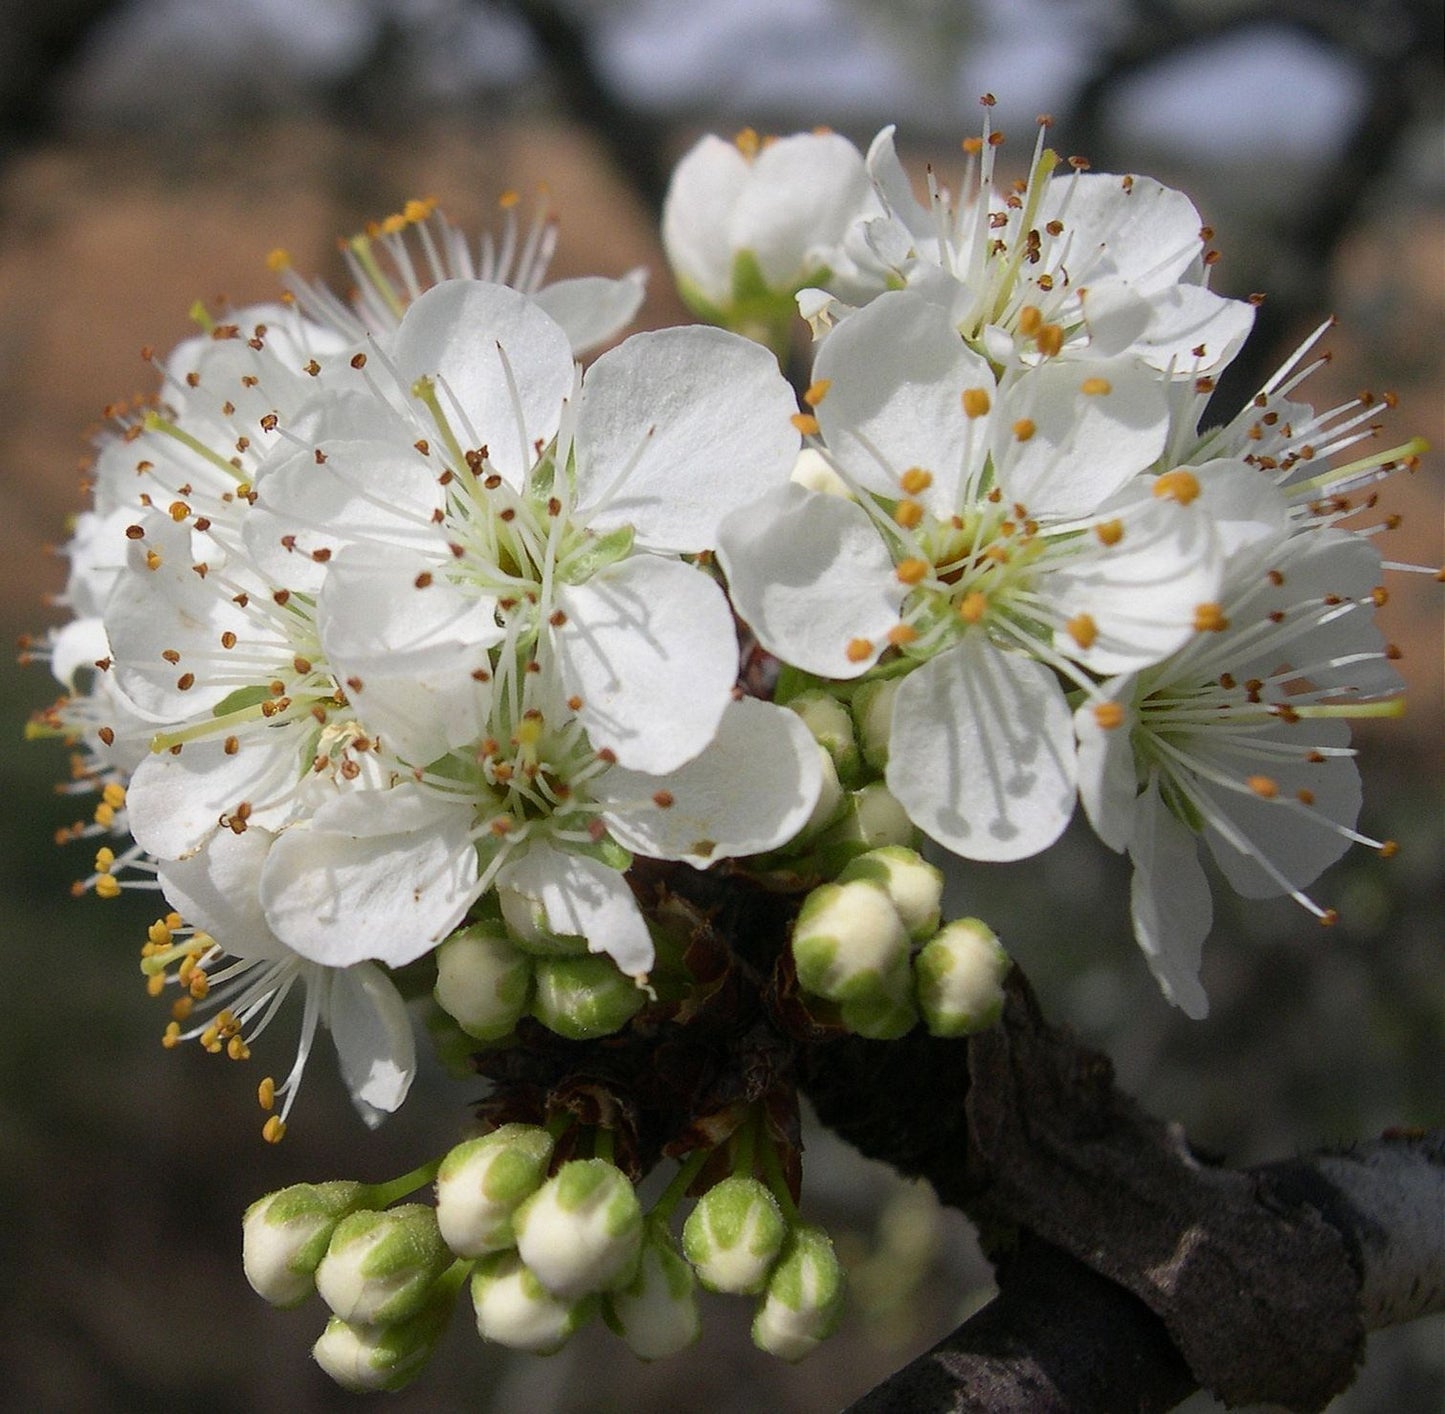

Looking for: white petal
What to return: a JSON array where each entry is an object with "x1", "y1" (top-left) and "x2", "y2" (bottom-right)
[
  {"x1": 994, "y1": 359, "x2": 1168, "y2": 517},
  {"x1": 553, "y1": 556, "x2": 736, "y2": 774},
  {"x1": 261, "y1": 784, "x2": 478, "y2": 968},
  {"x1": 1073, "y1": 684, "x2": 1139, "y2": 853},
  {"x1": 813, "y1": 290, "x2": 995, "y2": 509},
  {"x1": 1129, "y1": 285, "x2": 1255, "y2": 373},
  {"x1": 662, "y1": 136, "x2": 750, "y2": 306},
  {"x1": 532, "y1": 272, "x2": 646, "y2": 356},
  {"x1": 392, "y1": 280, "x2": 573, "y2": 488},
  {"x1": 596, "y1": 697, "x2": 823, "y2": 866},
  {"x1": 327, "y1": 964, "x2": 417, "y2": 1124},
  {"x1": 156, "y1": 826, "x2": 284, "y2": 959},
  {"x1": 716, "y1": 484, "x2": 904, "y2": 678},
  {"x1": 1128, "y1": 778, "x2": 1212, "y2": 1019},
  {"x1": 495, "y1": 842, "x2": 654, "y2": 976},
  {"x1": 573, "y1": 326, "x2": 799, "y2": 551},
  {"x1": 886, "y1": 638, "x2": 1077, "y2": 862}
]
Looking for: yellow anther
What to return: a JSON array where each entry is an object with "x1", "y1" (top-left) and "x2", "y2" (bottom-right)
[
  {"x1": 1093, "y1": 701, "x2": 1125, "y2": 730},
  {"x1": 258, "y1": 1076, "x2": 277, "y2": 1111},
  {"x1": 227, "y1": 1035, "x2": 251, "y2": 1062},
  {"x1": 1153, "y1": 469, "x2": 1201, "y2": 504},
  {"x1": 1193, "y1": 602, "x2": 1229, "y2": 633},
  {"x1": 498, "y1": 189, "x2": 520, "y2": 209},
  {"x1": 147, "y1": 920, "x2": 172, "y2": 947},
  {"x1": 895, "y1": 558, "x2": 930, "y2": 585},
  {"x1": 145, "y1": 549, "x2": 162, "y2": 571},
  {"x1": 1012, "y1": 418, "x2": 1036, "y2": 442},
  {"x1": 1379, "y1": 840, "x2": 1399, "y2": 858},
  {"x1": 262, "y1": 1116, "x2": 287, "y2": 1144},
  {"x1": 845, "y1": 637, "x2": 876, "y2": 663},
  {"x1": 189, "y1": 972, "x2": 210, "y2": 1000},
  {"x1": 790, "y1": 412, "x2": 820, "y2": 436},
  {"x1": 1018, "y1": 305, "x2": 1042, "y2": 336},
  {"x1": 1094, "y1": 518, "x2": 1125, "y2": 546},
  {"x1": 95, "y1": 875, "x2": 121, "y2": 899},
  {"x1": 168, "y1": 500, "x2": 190, "y2": 522},
  {"x1": 94, "y1": 803, "x2": 115, "y2": 828},
  {"x1": 962, "y1": 387, "x2": 992, "y2": 419},
  {"x1": 162, "y1": 1022, "x2": 182, "y2": 1049},
  {"x1": 266, "y1": 248, "x2": 291, "y2": 272},
  {"x1": 170, "y1": 997, "x2": 193, "y2": 1021},
  {"x1": 403, "y1": 197, "x2": 436, "y2": 223},
  {"x1": 734, "y1": 127, "x2": 761, "y2": 157},
  {"x1": 887, "y1": 624, "x2": 919, "y2": 646},
  {"x1": 804, "y1": 378, "x2": 831, "y2": 407},
  {"x1": 146, "y1": 973, "x2": 166, "y2": 998},
  {"x1": 1066, "y1": 613, "x2": 1098, "y2": 649},
  {"x1": 1247, "y1": 775, "x2": 1279, "y2": 799},
  {"x1": 899, "y1": 467, "x2": 933, "y2": 494},
  {"x1": 94, "y1": 846, "x2": 116, "y2": 873},
  {"x1": 958, "y1": 591, "x2": 989, "y2": 623},
  {"x1": 103, "y1": 782, "x2": 127, "y2": 810},
  {"x1": 516, "y1": 716, "x2": 544, "y2": 747},
  {"x1": 1080, "y1": 377, "x2": 1112, "y2": 396},
  {"x1": 1035, "y1": 323, "x2": 1064, "y2": 356},
  {"x1": 894, "y1": 499, "x2": 924, "y2": 529}
]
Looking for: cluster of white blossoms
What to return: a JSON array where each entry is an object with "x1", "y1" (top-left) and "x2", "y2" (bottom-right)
[{"x1": 24, "y1": 113, "x2": 1431, "y2": 1386}]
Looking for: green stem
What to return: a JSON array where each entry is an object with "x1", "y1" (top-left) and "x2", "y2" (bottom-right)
[
  {"x1": 651, "y1": 1148, "x2": 711, "y2": 1223},
  {"x1": 364, "y1": 1156, "x2": 444, "y2": 1208},
  {"x1": 760, "y1": 1126, "x2": 802, "y2": 1226}
]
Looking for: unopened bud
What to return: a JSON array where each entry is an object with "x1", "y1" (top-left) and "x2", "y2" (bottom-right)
[
  {"x1": 811, "y1": 782, "x2": 915, "y2": 872},
  {"x1": 915, "y1": 918, "x2": 1010, "y2": 1037},
  {"x1": 433, "y1": 924, "x2": 533, "y2": 1040},
  {"x1": 531, "y1": 954, "x2": 645, "y2": 1040},
  {"x1": 315, "y1": 1204, "x2": 450, "y2": 1326},
  {"x1": 513, "y1": 1159, "x2": 643, "y2": 1299},
  {"x1": 788, "y1": 690, "x2": 863, "y2": 786},
  {"x1": 471, "y1": 1250, "x2": 595, "y2": 1354},
  {"x1": 435, "y1": 1124, "x2": 554, "y2": 1257},
  {"x1": 838, "y1": 986, "x2": 918, "y2": 1040},
  {"x1": 498, "y1": 887, "x2": 589, "y2": 956},
  {"x1": 751, "y1": 1225, "x2": 845, "y2": 1361},
  {"x1": 603, "y1": 1218, "x2": 701, "y2": 1360},
  {"x1": 851, "y1": 677, "x2": 898, "y2": 771},
  {"x1": 243, "y1": 1180, "x2": 368, "y2": 1308},
  {"x1": 791, "y1": 878, "x2": 911, "y2": 1003},
  {"x1": 682, "y1": 1175, "x2": 787, "y2": 1295},
  {"x1": 838, "y1": 845, "x2": 943, "y2": 941},
  {"x1": 312, "y1": 1277, "x2": 456, "y2": 1392}
]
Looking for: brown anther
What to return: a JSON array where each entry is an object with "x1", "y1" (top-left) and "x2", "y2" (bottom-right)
[
  {"x1": 652, "y1": 791, "x2": 675, "y2": 809},
  {"x1": 1247, "y1": 775, "x2": 1278, "y2": 799},
  {"x1": 414, "y1": 571, "x2": 433, "y2": 589},
  {"x1": 1379, "y1": 840, "x2": 1399, "y2": 858},
  {"x1": 125, "y1": 524, "x2": 145, "y2": 541},
  {"x1": 310, "y1": 547, "x2": 332, "y2": 563},
  {"x1": 1035, "y1": 323, "x2": 1064, "y2": 356},
  {"x1": 350, "y1": 352, "x2": 367, "y2": 369},
  {"x1": 1371, "y1": 585, "x2": 1389, "y2": 607},
  {"x1": 98, "y1": 726, "x2": 116, "y2": 746},
  {"x1": 1066, "y1": 614, "x2": 1098, "y2": 649},
  {"x1": 1318, "y1": 909, "x2": 1338, "y2": 928},
  {"x1": 176, "y1": 672, "x2": 195, "y2": 691},
  {"x1": 259, "y1": 413, "x2": 279, "y2": 433}
]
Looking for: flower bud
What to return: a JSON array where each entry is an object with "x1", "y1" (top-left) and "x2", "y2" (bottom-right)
[
  {"x1": 312, "y1": 1278, "x2": 456, "y2": 1393},
  {"x1": 837, "y1": 845, "x2": 943, "y2": 942},
  {"x1": 498, "y1": 886, "x2": 590, "y2": 956},
  {"x1": 682, "y1": 1175, "x2": 787, "y2": 1295},
  {"x1": 603, "y1": 1218, "x2": 701, "y2": 1360},
  {"x1": 435, "y1": 1124, "x2": 555, "y2": 1257},
  {"x1": 850, "y1": 677, "x2": 898, "y2": 771},
  {"x1": 751, "y1": 1225, "x2": 846, "y2": 1361},
  {"x1": 513, "y1": 1159, "x2": 643, "y2": 1299},
  {"x1": 838, "y1": 986, "x2": 918, "y2": 1041},
  {"x1": 243, "y1": 1180, "x2": 368, "y2": 1308},
  {"x1": 791, "y1": 879, "x2": 910, "y2": 1003},
  {"x1": 433, "y1": 924, "x2": 533, "y2": 1040},
  {"x1": 315, "y1": 1204, "x2": 450, "y2": 1326},
  {"x1": 915, "y1": 918, "x2": 1011, "y2": 1037},
  {"x1": 471, "y1": 1250, "x2": 595, "y2": 1354},
  {"x1": 811, "y1": 782, "x2": 915, "y2": 873},
  {"x1": 788, "y1": 690, "x2": 863, "y2": 787},
  {"x1": 531, "y1": 954, "x2": 645, "y2": 1040}
]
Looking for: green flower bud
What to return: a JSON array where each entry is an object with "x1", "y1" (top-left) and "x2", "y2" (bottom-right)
[
  {"x1": 312, "y1": 1277, "x2": 456, "y2": 1393},
  {"x1": 682, "y1": 1176, "x2": 787, "y2": 1295},
  {"x1": 791, "y1": 879, "x2": 910, "y2": 1003},
  {"x1": 242, "y1": 1180, "x2": 368, "y2": 1308},
  {"x1": 603, "y1": 1218, "x2": 701, "y2": 1360},
  {"x1": 433, "y1": 924, "x2": 533, "y2": 1040},
  {"x1": 435, "y1": 1124, "x2": 555, "y2": 1257},
  {"x1": 793, "y1": 742, "x2": 846, "y2": 843},
  {"x1": 837, "y1": 845, "x2": 943, "y2": 942},
  {"x1": 531, "y1": 954, "x2": 645, "y2": 1040},
  {"x1": 314, "y1": 1204, "x2": 450, "y2": 1327},
  {"x1": 498, "y1": 887, "x2": 590, "y2": 956},
  {"x1": 751, "y1": 1225, "x2": 846, "y2": 1361},
  {"x1": 810, "y1": 782, "x2": 915, "y2": 873},
  {"x1": 838, "y1": 986, "x2": 918, "y2": 1040},
  {"x1": 513, "y1": 1159, "x2": 643, "y2": 1299},
  {"x1": 850, "y1": 677, "x2": 899, "y2": 771},
  {"x1": 915, "y1": 918, "x2": 1011, "y2": 1037},
  {"x1": 787, "y1": 690, "x2": 863, "y2": 787},
  {"x1": 471, "y1": 1251, "x2": 595, "y2": 1354}
]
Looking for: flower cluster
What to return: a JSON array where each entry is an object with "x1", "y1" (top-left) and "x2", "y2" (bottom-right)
[{"x1": 24, "y1": 111, "x2": 1431, "y2": 1388}]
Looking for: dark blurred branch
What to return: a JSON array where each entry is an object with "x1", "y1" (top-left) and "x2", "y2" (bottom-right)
[
  {"x1": 503, "y1": 0, "x2": 674, "y2": 221},
  {"x1": 803, "y1": 972, "x2": 1445, "y2": 1412}
]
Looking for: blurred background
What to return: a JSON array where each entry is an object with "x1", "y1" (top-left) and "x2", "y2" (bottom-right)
[{"x1": 0, "y1": 1, "x2": 1440, "y2": 1408}]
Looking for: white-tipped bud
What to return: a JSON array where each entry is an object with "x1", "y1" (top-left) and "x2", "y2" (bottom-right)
[
  {"x1": 788, "y1": 689, "x2": 863, "y2": 786},
  {"x1": 433, "y1": 924, "x2": 533, "y2": 1040},
  {"x1": 751, "y1": 1225, "x2": 846, "y2": 1361},
  {"x1": 791, "y1": 878, "x2": 911, "y2": 1003},
  {"x1": 314, "y1": 1204, "x2": 450, "y2": 1326},
  {"x1": 915, "y1": 918, "x2": 1011, "y2": 1037},
  {"x1": 435, "y1": 1124, "x2": 555, "y2": 1258},
  {"x1": 838, "y1": 845, "x2": 943, "y2": 942},
  {"x1": 312, "y1": 1278, "x2": 456, "y2": 1393},
  {"x1": 794, "y1": 743, "x2": 845, "y2": 843},
  {"x1": 812, "y1": 782, "x2": 915, "y2": 874},
  {"x1": 513, "y1": 1159, "x2": 643, "y2": 1299},
  {"x1": 604, "y1": 1218, "x2": 701, "y2": 1360},
  {"x1": 682, "y1": 1175, "x2": 787, "y2": 1295},
  {"x1": 791, "y1": 447, "x2": 854, "y2": 498},
  {"x1": 471, "y1": 1250, "x2": 595, "y2": 1354},
  {"x1": 498, "y1": 887, "x2": 589, "y2": 956},
  {"x1": 851, "y1": 677, "x2": 898, "y2": 771},
  {"x1": 531, "y1": 954, "x2": 645, "y2": 1040},
  {"x1": 242, "y1": 1180, "x2": 368, "y2": 1308},
  {"x1": 838, "y1": 987, "x2": 918, "y2": 1040}
]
